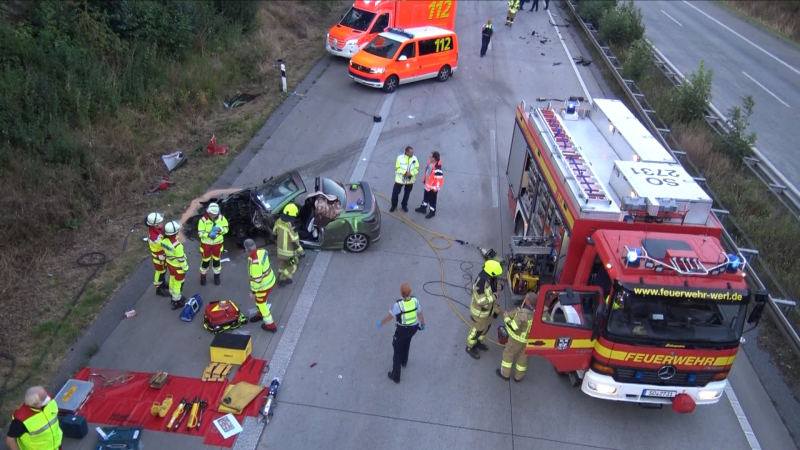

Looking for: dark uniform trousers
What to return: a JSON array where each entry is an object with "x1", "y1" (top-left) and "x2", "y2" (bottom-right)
[
  {"x1": 391, "y1": 182, "x2": 414, "y2": 210},
  {"x1": 481, "y1": 35, "x2": 491, "y2": 56},
  {"x1": 391, "y1": 324, "x2": 419, "y2": 381}
]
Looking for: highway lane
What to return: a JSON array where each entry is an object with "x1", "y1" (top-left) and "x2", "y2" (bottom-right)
[{"x1": 636, "y1": 0, "x2": 800, "y2": 189}]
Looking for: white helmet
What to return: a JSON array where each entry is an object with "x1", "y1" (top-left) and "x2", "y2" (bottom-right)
[
  {"x1": 207, "y1": 203, "x2": 220, "y2": 215},
  {"x1": 164, "y1": 220, "x2": 181, "y2": 236},
  {"x1": 146, "y1": 212, "x2": 164, "y2": 227}
]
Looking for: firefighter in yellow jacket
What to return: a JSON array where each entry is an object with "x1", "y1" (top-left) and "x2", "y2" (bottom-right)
[
  {"x1": 145, "y1": 212, "x2": 170, "y2": 297},
  {"x1": 161, "y1": 221, "x2": 189, "y2": 310},
  {"x1": 273, "y1": 204, "x2": 304, "y2": 286},
  {"x1": 197, "y1": 202, "x2": 229, "y2": 286},
  {"x1": 244, "y1": 239, "x2": 278, "y2": 332},
  {"x1": 466, "y1": 260, "x2": 504, "y2": 359},
  {"x1": 497, "y1": 292, "x2": 534, "y2": 381},
  {"x1": 506, "y1": 0, "x2": 520, "y2": 26}
]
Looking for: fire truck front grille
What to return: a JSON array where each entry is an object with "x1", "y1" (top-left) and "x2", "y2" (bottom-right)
[{"x1": 614, "y1": 367, "x2": 717, "y2": 387}]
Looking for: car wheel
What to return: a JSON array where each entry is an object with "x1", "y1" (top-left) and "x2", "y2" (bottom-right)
[
  {"x1": 437, "y1": 65, "x2": 451, "y2": 82},
  {"x1": 383, "y1": 75, "x2": 399, "y2": 93},
  {"x1": 345, "y1": 233, "x2": 370, "y2": 253}
]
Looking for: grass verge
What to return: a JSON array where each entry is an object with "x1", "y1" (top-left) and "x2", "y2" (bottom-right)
[{"x1": 718, "y1": 0, "x2": 800, "y2": 46}]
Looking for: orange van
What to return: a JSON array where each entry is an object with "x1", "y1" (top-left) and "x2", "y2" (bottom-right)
[{"x1": 348, "y1": 26, "x2": 458, "y2": 93}]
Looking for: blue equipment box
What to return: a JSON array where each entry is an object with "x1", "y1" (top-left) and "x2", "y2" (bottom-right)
[{"x1": 180, "y1": 294, "x2": 203, "y2": 322}]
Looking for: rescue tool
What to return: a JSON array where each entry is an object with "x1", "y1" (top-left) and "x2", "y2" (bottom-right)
[
  {"x1": 259, "y1": 378, "x2": 281, "y2": 424},
  {"x1": 186, "y1": 397, "x2": 201, "y2": 430},
  {"x1": 166, "y1": 398, "x2": 187, "y2": 431},
  {"x1": 196, "y1": 400, "x2": 208, "y2": 430}
]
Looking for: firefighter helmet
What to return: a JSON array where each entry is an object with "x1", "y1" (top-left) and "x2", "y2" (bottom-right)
[
  {"x1": 145, "y1": 212, "x2": 164, "y2": 227},
  {"x1": 207, "y1": 203, "x2": 220, "y2": 215},
  {"x1": 484, "y1": 259, "x2": 503, "y2": 277},
  {"x1": 283, "y1": 203, "x2": 299, "y2": 217},
  {"x1": 164, "y1": 220, "x2": 181, "y2": 236}
]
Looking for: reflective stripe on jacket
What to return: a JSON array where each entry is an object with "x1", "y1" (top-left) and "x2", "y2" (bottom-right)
[
  {"x1": 423, "y1": 160, "x2": 443, "y2": 191},
  {"x1": 395, "y1": 297, "x2": 419, "y2": 326},
  {"x1": 395, "y1": 154, "x2": 420, "y2": 184},
  {"x1": 508, "y1": 0, "x2": 520, "y2": 13},
  {"x1": 161, "y1": 236, "x2": 189, "y2": 270},
  {"x1": 198, "y1": 214, "x2": 229, "y2": 245},
  {"x1": 12, "y1": 400, "x2": 62, "y2": 450},
  {"x1": 249, "y1": 249, "x2": 276, "y2": 291},
  {"x1": 148, "y1": 228, "x2": 165, "y2": 263},
  {"x1": 273, "y1": 219, "x2": 300, "y2": 260},
  {"x1": 504, "y1": 306, "x2": 533, "y2": 342},
  {"x1": 470, "y1": 272, "x2": 498, "y2": 318}
]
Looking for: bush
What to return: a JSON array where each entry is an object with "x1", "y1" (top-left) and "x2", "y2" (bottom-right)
[
  {"x1": 621, "y1": 38, "x2": 652, "y2": 81},
  {"x1": 716, "y1": 95, "x2": 757, "y2": 160},
  {"x1": 576, "y1": 0, "x2": 618, "y2": 28},
  {"x1": 598, "y1": 1, "x2": 645, "y2": 48},
  {"x1": 672, "y1": 60, "x2": 713, "y2": 124}
]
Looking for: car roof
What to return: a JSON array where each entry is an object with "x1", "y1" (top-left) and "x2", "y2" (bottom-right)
[{"x1": 381, "y1": 26, "x2": 454, "y2": 42}]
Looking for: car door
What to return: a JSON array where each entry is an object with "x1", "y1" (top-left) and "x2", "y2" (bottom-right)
[
  {"x1": 417, "y1": 35, "x2": 453, "y2": 79},
  {"x1": 526, "y1": 285, "x2": 604, "y2": 373},
  {"x1": 392, "y1": 41, "x2": 419, "y2": 83}
]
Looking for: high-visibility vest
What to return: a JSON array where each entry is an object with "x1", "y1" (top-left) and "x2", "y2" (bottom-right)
[
  {"x1": 509, "y1": 0, "x2": 520, "y2": 13},
  {"x1": 504, "y1": 306, "x2": 533, "y2": 343},
  {"x1": 12, "y1": 400, "x2": 62, "y2": 450},
  {"x1": 470, "y1": 272, "x2": 497, "y2": 318},
  {"x1": 198, "y1": 214, "x2": 229, "y2": 245},
  {"x1": 161, "y1": 236, "x2": 188, "y2": 271},
  {"x1": 395, "y1": 154, "x2": 420, "y2": 184},
  {"x1": 423, "y1": 160, "x2": 443, "y2": 191},
  {"x1": 148, "y1": 227, "x2": 165, "y2": 264},
  {"x1": 482, "y1": 23, "x2": 494, "y2": 37},
  {"x1": 395, "y1": 297, "x2": 419, "y2": 326},
  {"x1": 273, "y1": 219, "x2": 300, "y2": 259},
  {"x1": 249, "y1": 249, "x2": 276, "y2": 292}
]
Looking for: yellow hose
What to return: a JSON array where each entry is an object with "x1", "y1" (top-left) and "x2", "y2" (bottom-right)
[{"x1": 374, "y1": 192, "x2": 501, "y2": 346}]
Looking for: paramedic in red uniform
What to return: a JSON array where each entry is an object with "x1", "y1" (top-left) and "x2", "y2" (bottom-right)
[
  {"x1": 6, "y1": 386, "x2": 63, "y2": 450},
  {"x1": 197, "y1": 202, "x2": 229, "y2": 286},
  {"x1": 415, "y1": 151, "x2": 443, "y2": 219}
]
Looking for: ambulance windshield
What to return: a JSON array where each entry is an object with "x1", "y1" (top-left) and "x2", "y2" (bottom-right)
[
  {"x1": 606, "y1": 288, "x2": 748, "y2": 344},
  {"x1": 340, "y1": 8, "x2": 376, "y2": 32},
  {"x1": 363, "y1": 36, "x2": 403, "y2": 59}
]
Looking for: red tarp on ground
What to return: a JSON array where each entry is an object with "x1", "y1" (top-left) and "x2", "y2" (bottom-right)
[{"x1": 73, "y1": 357, "x2": 267, "y2": 448}]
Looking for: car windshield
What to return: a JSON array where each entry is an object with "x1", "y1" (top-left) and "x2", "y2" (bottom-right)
[
  {"x1": 340, "y1": 7, "x2": 376, "y2": 32},
  {"x1": 363, "y1": 35, "x2": 403, "y2": 59},
  {"x1": 606, "y1": 289, "x2": 747, "y2": 344},
  {"x1": 254, "y1": 173, "x2": 299, "y2": 212},
  {"x1": 321, "y1": 178, "x2": 346, "y2": 205}
]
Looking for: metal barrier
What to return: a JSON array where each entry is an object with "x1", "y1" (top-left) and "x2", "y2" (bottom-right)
[{"x1": 564, "y1": 0, "x2": 800, "y2": 356}]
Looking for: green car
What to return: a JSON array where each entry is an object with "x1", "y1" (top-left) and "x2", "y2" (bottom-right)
[{"x1": 183, "y1": 171, "x2": 381, "y2": 253}]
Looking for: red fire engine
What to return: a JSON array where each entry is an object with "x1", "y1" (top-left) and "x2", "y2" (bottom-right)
[{"x1": 503, "y1": 98, "x2": 767, "y2": 412}]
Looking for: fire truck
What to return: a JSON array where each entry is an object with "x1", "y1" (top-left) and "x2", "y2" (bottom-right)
[{"x1": 503, "y1": 98, "x2": 767, "y2": 412}]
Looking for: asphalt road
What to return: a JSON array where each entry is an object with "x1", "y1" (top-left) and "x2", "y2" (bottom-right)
[
  {"x1": 636, "y1": 0, "x2": 800, "y2": 189},
  {"x1": 14, "y1": 2, "x2": 796, "y2": 450}
]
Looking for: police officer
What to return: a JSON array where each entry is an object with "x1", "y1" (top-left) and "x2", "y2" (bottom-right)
[
  {"x1": 378, "y1": 283, "x2": 426, "y2": 384},
  {"x1": 161, "y1": 220, "x2": 188, "y2": 310},
  {"x1": 480, "y1": 18, "x2": 494, "y2": 57},
  {"x1": 506, "y1": 0, "x2": 521, "y2": 26},
  {"x1": 198, "y1": 202, "x2": 229, "y2": 286},
  {"x1": 244, "y1": 239, "x2": 278, "y2": 332},
  {"x1": 274, "y1": 204, "x2": 304, "y2": 286},
  {"x1": 498, "y1": 292, "x2": 535, "y2": 381},
  {"x1": 145, "y1": 212, "x2": 170, "y2": 297},
  {"x1": 466, "y1": 260, "x2": 504, "y2": 359},
  {"x1": 6, "y1": 386, "x2": 63, "y2": 450}
]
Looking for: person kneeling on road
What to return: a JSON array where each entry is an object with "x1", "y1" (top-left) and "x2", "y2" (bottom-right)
[
  {"x1": 244, "y1": 239, "x2": 278, "y2": 333},
  {"x1": 498, "y1": 292, "x2": 534, "y2": 382},
  {"x1": 274, "y1": 204, "x2": 304, "y2": 286},
  {"x1": 378, "y1": 283, "x2": 426, "y2": 384}
]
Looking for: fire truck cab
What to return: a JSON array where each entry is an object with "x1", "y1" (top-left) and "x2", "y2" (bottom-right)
[{"x1": 504, "y1": 98, "x2": 767, "y2": 411}]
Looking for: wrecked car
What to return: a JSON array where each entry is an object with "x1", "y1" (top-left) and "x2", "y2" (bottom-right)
[{"x1": 181, "y1": 170, "x2": 381, "y2": 253}]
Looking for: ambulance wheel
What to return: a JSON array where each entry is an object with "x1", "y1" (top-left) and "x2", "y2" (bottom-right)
[
  {"x1": 437, "y1": 65, "x2": 451, "y2": 82},
  {"x1": 383, "y1": 75, "x2": 399, "y2": 93}
]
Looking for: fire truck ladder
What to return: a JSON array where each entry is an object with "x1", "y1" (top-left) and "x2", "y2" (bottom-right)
[{"x1": 537, "y1": 108, "x2": 608, "y2": 204}]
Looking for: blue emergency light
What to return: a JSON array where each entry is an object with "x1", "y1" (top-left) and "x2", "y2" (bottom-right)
[
  {"x1": 726, "y1": 254, "x2": 740, "y2": 273},
  {"x1": 626, "y1": 248, "x2": 641, "y2": 267},
  {"x1": 566, "y1": 101, "x2": 577, "y2": 115}
]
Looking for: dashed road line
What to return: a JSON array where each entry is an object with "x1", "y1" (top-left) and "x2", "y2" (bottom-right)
[
  {"x1": 661, "y1": 9, "x2": 683, "y2": 27},
  {"x1": 742, "y1": 71, "x2": 791, "y2": 108}
]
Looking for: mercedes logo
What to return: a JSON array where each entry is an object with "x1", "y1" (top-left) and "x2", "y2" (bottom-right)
[{"x1": 657, "y1": 365, "x2": 677, "y2": 380}]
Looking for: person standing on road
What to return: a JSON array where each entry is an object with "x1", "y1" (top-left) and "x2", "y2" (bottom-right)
[
  {"x1": 378, "y1": 283, "x2": 426, "y2": 383},
  {"x1": 146, "y1": 212, "x2": 170, "y2": 298},
  {"x1": 274, "y1": 204, "x2": 304, "y2": 286},
  {"x1": 390, "y1": 146, "x2": 420, "y2": 213},
  {"x1": 415, "y1": 151, "x2": 443, "y2": 219},
  {"x1": 506, "y1": 0, "x2": 520, "y2": 26},
  {"x1": 161, "y1": 220, "x2": 188, "y2": 310},
  {"x1": 498, "y1": 292, "x2": 535, "y2": 381},
  {"x1": 466, "y1": 260, "x2": 504, "y2": 359},
  {"x1": 480, "y1": 18, "x2": 494, "y2": 58},
  {"x1": 198, "y1": 202, "x2": 229, "y2": 286},
  {"x1": 5, "y1": 386, "x2": 63, "y2": 450},
  {"x1": 244, "y1": 239, "x2": 278, "y2": 333}
]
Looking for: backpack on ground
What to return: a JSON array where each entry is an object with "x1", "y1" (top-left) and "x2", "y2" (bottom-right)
[{"x1": 203, "y1": 300, "x2": 247, "y2": 333}]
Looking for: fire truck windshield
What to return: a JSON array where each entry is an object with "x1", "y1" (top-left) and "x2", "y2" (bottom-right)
[{"x1": 606, "y1": 289, "x2": 748, "y2": 345}]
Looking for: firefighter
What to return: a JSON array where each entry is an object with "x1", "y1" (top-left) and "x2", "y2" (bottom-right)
[
  {"x1": 480, "y1": 18, "x2": 494, "y2": 58},
  {"x1": 5, "y1": 386, "x2": 63, "y2": 450},
  {"x1": 198, "y1": 202, "x2": 229, "y2": 286},
  {"x1": 145, "y1": 212, "x2": 170, "y2": 297},
  {"x1": 466, "y1": 260, "x2": 504, "y2": 359},
  {"x1": 161, "y1": 220, "x2": 188, "y2": 310},
  {"x1": 244, "y1": 239, "x2": 278, "y2": 332},
  {"x1": 274, "y1": 204, "x2": 304, "y2": 286},
  {"x1": 377, "y1": 283, "x2": 426, "y2": 384},
  {"x1": 498, "y1": 292, "x2": 535, "y2": 381},
  {"x1": 390, "y1": 146, "x2": 420, "y2": 213},
  {"x1": 506, "y1": 0, "x2": 520, "y2": 26},
  {"x1": 415, "y1": 151, "x2": 443, "y2": 219}
]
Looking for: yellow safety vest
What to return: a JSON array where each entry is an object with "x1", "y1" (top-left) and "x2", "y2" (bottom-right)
[
  {"x1": 13, "y1": 400, "x2": 62, "y2": 450},
  {"x1": 395, "y1": 297, "x2": 419, "y2": 326},
  {"x1": 273, "y1": 219, "x2": 300, "y2": 260},
  {"x1": 395, "y1": 154, "x2": 420, "y2": 184},
  {"x1": 198, "y1": 214, "x2": 229, "y2": 245},
  {"x1": 161, "y1": 237, "x2": 188, "y2": 271},
  {"x1": 249, "y1": 249, "x2": 276, "y2": 292},
  {"x1": 504, "y1": 307, "x2": 533, "y2": 343},
  {"x1": 470, "y1": 273, "x2": 498, "y2": 319}
]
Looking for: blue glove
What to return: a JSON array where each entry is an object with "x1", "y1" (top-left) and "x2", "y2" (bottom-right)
[
  {"x1": 420, "y1": 324, "x2": 426, "y2": 331},
  {"x1": 376, "y1": 321, "x2": 382, "y2": 328},
  {"x1": 212, "y1": 226, "x2": 221, "y2": 233},
  {"x1": 209, "y1": 232, "x2": 218, "y2": 239}
]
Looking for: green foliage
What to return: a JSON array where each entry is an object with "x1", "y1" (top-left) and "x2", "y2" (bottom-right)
[
  {"x1": 598, "y1": 1, "x2": 645, "y2": 48},
  {"x1": 576, "y1": 0, "x2": 618, "y2": 28},
  {"x1": 672, "y1": 60, "x2": 713, "y2": 124},
  {"x1": 621, "y1": 38, "x2": 652, "y2": 81},
  {"x1": 716, "y1": 95, "x2": 757, "y2": 160}
]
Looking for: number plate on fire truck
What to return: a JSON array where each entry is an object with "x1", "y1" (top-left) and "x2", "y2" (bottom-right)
[{"x1": 642, "y1": 389, "x2": 677, "y2": 398}]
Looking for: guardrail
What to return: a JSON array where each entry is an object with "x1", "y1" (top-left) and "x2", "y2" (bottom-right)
[{"x1": 564, "y1": 0, "x2": 800, "y2": 356}]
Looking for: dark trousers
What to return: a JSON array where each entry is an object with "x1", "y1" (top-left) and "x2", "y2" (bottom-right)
[
  {"x1": 421, "y1": 189, "x2": 438, "y2": 211},
  {"x1": 391, "y1": 182, "x2": 413, "y2": 209},
  {"x1": 391, "y1": 324, "x2": 419, "y2": 381},
  {"x1": 480, "y1": 35, "x2": 491, "y2": 56},
  {"x1": 530, "y1": 0, "x2": 538, "y2": 11}
]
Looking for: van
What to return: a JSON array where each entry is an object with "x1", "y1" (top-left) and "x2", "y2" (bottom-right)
[{"x1": 348, "y1": 27, "x2": 458, "y2": 93}]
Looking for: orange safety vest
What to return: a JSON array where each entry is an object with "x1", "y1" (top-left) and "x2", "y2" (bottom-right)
[{"x1": 423, "y1": 160, "x2": 443, "y2": 192}]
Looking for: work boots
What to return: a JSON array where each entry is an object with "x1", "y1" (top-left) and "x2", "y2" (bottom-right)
[
  {"x1": 171, "y1": 297, "x2": 187, "y2": 310},
  {"x1": 415, "y1": 205, "x2": 427, "y2": 213},
  {"x1": 261, "y1": 323, "x2": 277, "y2": 333},
  {"x1": 425, "y1": 210, "x2": 435, "y2": 219},
  {"x1": 200, "y1": 275, "x2": 207, "y2": 286},
  {"x1": 156, "y1": 285, "x2": 170, "y2": 297},
  {"x1": 214, "y1": 274, "x2": 221, "y2": 285},
  {"x1": 475, "y1": 342, "x2": 490, "y2": 351},
  {"x1": 465, "y1": 346, "x2": 480, "y2": 359}
]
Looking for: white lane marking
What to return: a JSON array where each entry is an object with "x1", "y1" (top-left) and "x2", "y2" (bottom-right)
[
  {"x1": 661, "y1": 9, "x2": 683, "y2": 27},
  {"x1": 234, "y1": 93, "x2": 396, "y2": 450},
  {"x1": 548, "y1": 8, "x2": 593, "y2": 105},
  {"x1": 490, "y1": 129, "x2": 498, "y2": 208},
  {"x1": 682, "y1": 0, "x2": 800, "y2": 76},
  {"x1": 741, "y1": 71, "x2": 791, "y2": 108},
  {"x1": 726, "y1": 383, "x2": 762, "y2": 450}
]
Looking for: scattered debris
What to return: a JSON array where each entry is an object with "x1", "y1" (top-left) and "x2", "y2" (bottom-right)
[
  {"x1": 541, "y1": 53, "x2": 546, "y2": 56},
  {"x1": 408, "y1": 115, "x2": 415, "y2": 119},
  {"x1": 162, "y1": 151, "x2": 187, "y2": 172},
  {"x1": 125, "y1": 309, "x2": 137, "y2": 318},
  {"x1": 531, "y1": 31, "x2": 536, "y2": 36},
  {"x1": 220, "y1": 258, "x2": 231, "y2": 263},
  {"x1": 223, "y1": 91, "x2": 262, "y2": 109},
  {"x1": 206, "y1": 134, "x2": 229, "y2": 156},
  {"x1": 574, "y1": 56, "x2": 593, "y2": 67},
  {"x1": 553, "y1": 62, "x2": 562, "y2": 66},
  {"x1": 338, "y1": 375, "x2": 342, "y2": 379},
  {"x1": 149, "y1": 177, "x2": 174, "y2": 193},
  {"x1": 310, "y1": 363, "x2": 317, "y2": 368}
]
